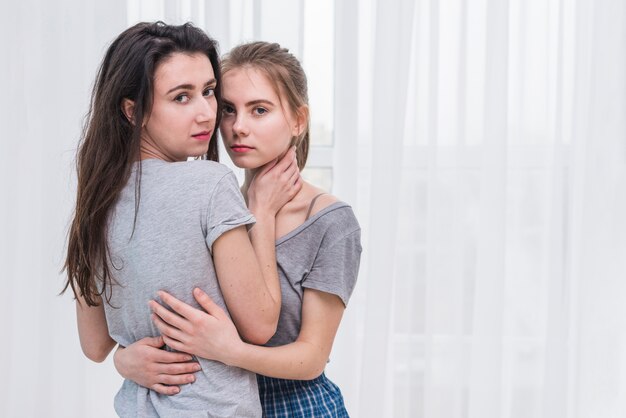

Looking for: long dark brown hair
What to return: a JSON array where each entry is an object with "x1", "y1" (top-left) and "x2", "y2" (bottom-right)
[
  {"x1": 63, "y1": 22, "x2": 222, "y2": 306},
  {"x1": 221, "y1": 42, "x2": 310, "y2": 170}
]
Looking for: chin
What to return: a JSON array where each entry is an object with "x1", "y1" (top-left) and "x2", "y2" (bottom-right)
[
  {"x1": 189, "y1": 151, "x2": 206, "y2": 159},
  {"x1": 229, "y1": 155, "x2": 265, "y2": 170},
  {"x1": 234, "y1": 162, "x2": 263, "y2": 170}
]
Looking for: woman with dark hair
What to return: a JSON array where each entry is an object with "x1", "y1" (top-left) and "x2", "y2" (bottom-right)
[
  {"x1": 63, "y1": 23, "x2": 300, "y2": 417},
  {"x1": 116, "y1": 41, "x2": 362, "y2": 418}
]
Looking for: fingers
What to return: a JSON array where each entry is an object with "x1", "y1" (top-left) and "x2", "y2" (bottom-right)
[
  {"x1": 284, "y1": 163, "x2": 301, "y2": 199},
  {"x1": 261, "y1": 146, "x2": 295, "y2": 177},
  {"x1": 160, "y1": 361, "x2": 202, "y2": 375},
  {"x1": 277, "y1": 146, "x2": 297, "y2": 173},
  {"x1": 138, "y1": 335, "x2": 165, "y2": 348},
  {"x1": 281, "y1": 151, "x2": 299, "y2": 180},
  {"x1": 287, "y1": 164, "x2": 301, "y2": 186},
  {"x1": 152, "y1": 312, "x2": 186, "y2": 343},
  {"x1": 150, "y1": 383, "x2": 181, "y2": 396},
  {"x1": 151, "y1": 348, "x2": 194, "y2": 364},
  {"x1": 271, "y1": 147, "x2": 299, "y2": 189},
  {"x1": 162, "y1": 334, "x2": 186, "y2": 353},
  {"x1": 157, "y1": 291, "x2": 200, "y2": 322},
  {"x1": 193, "y1": 288, "x2": 227, "y2": 319},
  {"x1": 157, "y1": 372, "x2": 196, "y2": 386},
  {"x1": 292, "y1": 175, "x2": 303, "y2": 196},
  {"x1": 251, "y1": 147, "x2": 298, "y2": 187},
  {"x1": 149, "y1": 299, "x2": 190, "y2": 333},
  {"x1": 259, "y1": 158, "x2": 279, "y2": 176}
]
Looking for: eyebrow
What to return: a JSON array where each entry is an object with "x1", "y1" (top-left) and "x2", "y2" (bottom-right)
[
  {"x1": 222, "y1": 98, "x2": 275, "y2": 107},
  {"x1": 166, "y1": 78, "x2": 217, "y2": 94}
]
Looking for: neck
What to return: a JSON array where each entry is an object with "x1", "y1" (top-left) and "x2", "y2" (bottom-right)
[
  {"x1": 241, "y1": 168, "x2": 261, "y2": 203},
  {"x1": 139, "y1": 148, "x2": 163, "y2": 161},
  {"x1": 139, "y1": 139, "x2": 169, "y2": 161}
]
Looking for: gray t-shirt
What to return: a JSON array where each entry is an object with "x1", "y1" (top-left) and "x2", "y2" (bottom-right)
[
  {"x1": 103, "y1": 159, "x2": 260, "y2": 418},
  {"x1": 266, "y1": 202, "x2": 361, "y2": 347}
]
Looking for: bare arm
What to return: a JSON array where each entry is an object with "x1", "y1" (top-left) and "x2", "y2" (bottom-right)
[
  {"x1": 151, "y1": 287, "x2": 345, "y2": 380},
  {"x1": 212, "y1": 148, "x2": 301, "y2": 344},
  {"x1": 227, "y1": 289, "x2": 344, "y2": 379},
  {"x1": 75, "y1": 294, "x2": 116, "y2": 363},
  {"x1": 212, "y1": 225, "x2": 279, "y2": 344},
  {"x1": 245, "y1": 147, "x2": 301, "y2": 306}
]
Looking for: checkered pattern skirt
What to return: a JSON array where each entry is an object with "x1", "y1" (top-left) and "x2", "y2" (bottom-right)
[{"x1": 257, "y1": 373, "x2": 349, "y2": 417}]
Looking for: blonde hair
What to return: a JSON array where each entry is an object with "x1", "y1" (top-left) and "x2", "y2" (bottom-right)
[{"x1": 222, "y1": 41, "x2": 310, "y2": 170}]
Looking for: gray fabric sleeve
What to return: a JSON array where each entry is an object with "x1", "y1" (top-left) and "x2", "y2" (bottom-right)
[
  {"x1": 205, "y1": 171, "x2": 255, "y2": 252},
  {"x1": 302, "y1": 228, "x2": 362, "y2": 306}
]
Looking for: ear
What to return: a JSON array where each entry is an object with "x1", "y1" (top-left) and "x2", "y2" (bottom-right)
[
  {"x1": 121, "y1": 99, "x2": 136, "y2": 125},
  {"x1": 291, "y1": 105, "x2": 309, "y2": 137}
]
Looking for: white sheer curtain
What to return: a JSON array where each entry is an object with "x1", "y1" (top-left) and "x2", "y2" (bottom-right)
[
  {"x1": 1, "y1": 1, "x2": 625, "y2": 417},
  {"x1": 1, "y1": 1, "x2": 128, "y2": 417},
  {"x1": 329, "y1": 0, "x2": 626, "y2": 417}
]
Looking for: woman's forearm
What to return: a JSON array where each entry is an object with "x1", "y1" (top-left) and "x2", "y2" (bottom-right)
[
  {"x1": 221, "y1": 289, "x2": 345, "y2": 380},
  {"x1": 75, "y1": 297, "x2": 116, "y2": 362},
  {"x1": 226, "y1": 339, "x2": 328, "y2": 381},
  {"x1": 150, "y1": 288, "x2": 344, "y2": 381},
  {"x1": 247, "y1": 210, "x2": 281, "y2": 307},
  {"x1": 212, "y1": 227, "x2": 280, "y2": 344}
]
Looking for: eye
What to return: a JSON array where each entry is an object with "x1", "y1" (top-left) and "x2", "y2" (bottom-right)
[
  {"x1": 174, "y1": 94, "x2": 189, "y2": 103},
  {"x1": 203, "y1": 87, "x2": 215, "y2": 97},
  {"x1": 253, "y1": 107, "x2": 268, "y2": 116},
  {"x1": 222, "y1": 104, "x2": 235, "y2": 115}
]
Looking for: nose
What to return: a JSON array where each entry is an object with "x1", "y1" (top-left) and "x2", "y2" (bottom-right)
[
  {"x1": 232, "y1": 113, "x2": 249, "y2": 137},
  {"x1": 195, "y1": 96, "x2": 216, "y2": 125}
]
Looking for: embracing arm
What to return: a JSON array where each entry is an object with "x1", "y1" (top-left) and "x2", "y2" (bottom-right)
[
  {"x1": 75, "y1": 294, "x2": 116, "y2": 363},
  {"x1": 112, "y1": 218, "x2": 286, "y2": 391},
  {"x1": 227, "y1": 289, "x2": 344, "y2": 379},
  {"x1": 111, "y1": 230, "x2": 281, "y2": 396},
  {"x1": 80, "y1": 297, "x2": 200, "y2": 394},
  {"x1": 113, "y1": 337, "x2": 200, "y2": 395},
  {"x1": 151, "y1": 287, "x2": 345, "y2": 380}
]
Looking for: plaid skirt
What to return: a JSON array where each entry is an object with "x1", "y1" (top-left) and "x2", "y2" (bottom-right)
[{"x1": 257, "y1": 373, "x2": 349, "y2": 417}]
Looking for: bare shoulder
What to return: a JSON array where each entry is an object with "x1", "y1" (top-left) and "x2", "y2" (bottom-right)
[
  {"x1": 275, "y1": 183, "x2": 343, "y2": 238},
  {"x1": 306, "y1": 186, "x2": 340, "y2": 218}
]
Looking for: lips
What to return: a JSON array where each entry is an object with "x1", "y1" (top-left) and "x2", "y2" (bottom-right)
[
  {"x1": 192, "y1": 131, "x2": 212, "y2": 141},
  {"x1": 230, "y1": 144, "x2": 254, "y2": 153}
]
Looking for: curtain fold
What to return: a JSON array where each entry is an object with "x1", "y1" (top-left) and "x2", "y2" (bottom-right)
[
  {"x1": 571, "y1": 0, "x2": 626, "y2": 417},
  {"x1": 355, "y1": 1, "x2": 417, "y2": 417}
]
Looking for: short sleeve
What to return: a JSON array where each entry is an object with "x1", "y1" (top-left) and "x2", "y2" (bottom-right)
[
  {"x1": 205, "y1": 171, "x2": 255, "y2": 252},
  {"x1": 302, "y1": 228, "x2": 362, "y2": 306}
]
